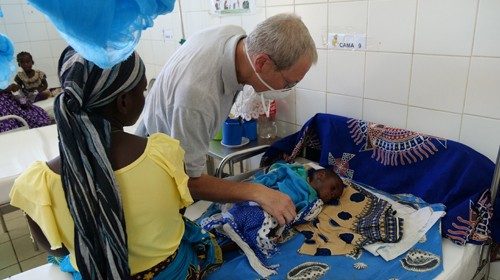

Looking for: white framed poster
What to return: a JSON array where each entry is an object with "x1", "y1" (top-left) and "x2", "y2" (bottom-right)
[{"x1": 209, "y1": 0, "x2": 255, "y2": 15}]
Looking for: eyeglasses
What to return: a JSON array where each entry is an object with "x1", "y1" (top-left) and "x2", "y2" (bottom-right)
[
  {"x1": 278, "y1": 71, "x2": 297, "y2": 89},
  {"x1": 267, "y1": 55, "x2": 298, "y2": 89}
]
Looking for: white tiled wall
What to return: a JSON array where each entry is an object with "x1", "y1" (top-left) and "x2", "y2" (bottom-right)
[
  {"x1": 0, "y1": 0, "x2": 64, "y2": 87},
  {"x1": 4, "y1": 0, "x2": 498, "y2": 161},
  {"x1": 173, "y1": 0, "x2": 499, "y2": 161}
]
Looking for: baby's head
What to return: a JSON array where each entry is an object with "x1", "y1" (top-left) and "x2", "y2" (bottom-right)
[
  {"x1": 16, "y1": 51, "x2": 33, "y2": 72},
  {"x1": 309, "y1": 169, "x2": 345, "y2": 202}
]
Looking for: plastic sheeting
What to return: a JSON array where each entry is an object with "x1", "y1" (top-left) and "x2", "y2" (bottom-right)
[
  {"x1": 0, "y1": 20, "x2": 16, "y2": 89},
  {"x1": 28, "y1": 0, "x2": 176, "y2": 68}
]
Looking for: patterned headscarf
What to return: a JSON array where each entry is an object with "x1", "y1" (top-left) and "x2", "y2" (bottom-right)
[{"x1": 54, "y1": 46, "x2": 145, "y2": 279}]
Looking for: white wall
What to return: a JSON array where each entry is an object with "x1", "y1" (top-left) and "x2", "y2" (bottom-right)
[
  {"x1": 0, "y1": 0, "x2": 66, "y2": 88},
  {"x1": 154, "y1": 0, "x2": 499, "y2": 161},
  {"x1": 2, "y1": 0, "x2": 499, "y2": 161}
]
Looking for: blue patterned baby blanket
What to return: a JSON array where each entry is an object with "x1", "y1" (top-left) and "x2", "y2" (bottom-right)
[{"x1": 207, "y1": 192, "x2": 445, "y2": 280}]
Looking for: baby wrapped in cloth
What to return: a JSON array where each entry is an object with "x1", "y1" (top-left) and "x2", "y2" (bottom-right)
[{"x1": 201, "y1": 163, "x2": 344, "y2": 277}]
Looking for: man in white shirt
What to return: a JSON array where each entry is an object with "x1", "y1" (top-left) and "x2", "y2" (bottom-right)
[{"x1": 137, "y1": 13, "x2": 317, "y2": 225}]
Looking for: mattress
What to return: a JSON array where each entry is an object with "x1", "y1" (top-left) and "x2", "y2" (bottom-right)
[
  {"x1": 35, "y1": 97, "x2": 56, "y2": 120},
  {"x1": 437, "y1": 238, "x2": 481, "y2": 280}
]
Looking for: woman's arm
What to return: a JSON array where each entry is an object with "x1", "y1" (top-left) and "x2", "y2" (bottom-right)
[{"x1": 25, "y1": 215, "x2": 69, "y2": 257}]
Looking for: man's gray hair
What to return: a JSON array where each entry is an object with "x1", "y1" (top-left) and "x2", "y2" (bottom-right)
[{"x1": 246, "y1": 13, "x2": 318, "y2": 71}]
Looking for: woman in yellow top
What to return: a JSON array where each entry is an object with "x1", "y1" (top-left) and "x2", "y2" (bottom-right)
[{"x1": 9, "y1": 47, "x2": 221, "y2": 280}]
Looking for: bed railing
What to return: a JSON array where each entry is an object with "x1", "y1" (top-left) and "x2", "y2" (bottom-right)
[
  {"x1": 0, "y1": 115, "x2": 29, "y2": 134},
  {"x1": 473, "y1": 146, "x2": 500, "y2": 280}
]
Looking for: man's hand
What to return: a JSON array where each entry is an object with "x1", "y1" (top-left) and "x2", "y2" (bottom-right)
[
  {"x1": 252, "y1": 184, "x2": 296, "y2": 225},
  {"x1": 187, "y1": 175, "x2": 296, "y2": 226}
]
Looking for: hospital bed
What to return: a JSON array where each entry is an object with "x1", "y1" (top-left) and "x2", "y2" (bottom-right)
[
  {"x1": 2, "y1": 114, "x2": 499, "y2": 280},
  {"x1": 35, "y1": 97, "x2": 56, "y2": 121},
  {"x1": 0, "y1": 115, "x2": 30, "y2": 134}
]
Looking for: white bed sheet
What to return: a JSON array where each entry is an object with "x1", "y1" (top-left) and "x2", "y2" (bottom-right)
[
  {"x1": 35, "y1": 97, "x2": 56, "y2": 120},
  {"x1": 1, "y1": 119, "x2": 141, "y2": 205},
  {"x1": 437, "y1": 238, "x2": 481, "y2": 280}
]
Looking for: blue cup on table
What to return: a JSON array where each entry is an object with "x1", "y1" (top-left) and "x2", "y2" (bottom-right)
[
  {"x1": 222, "y1": 118, "x2": 243, "y2": 146},
  {"x1": 243, "y1": 119, "x2": 257, "y2": 141}
]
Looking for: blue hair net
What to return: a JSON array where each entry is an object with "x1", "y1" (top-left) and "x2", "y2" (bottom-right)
[
  {"x1": 0, "y1": 33, "x2": 16, "y2": 90},
  {"x1": 28, "y1": 0, "x2": 176, "y2": 68}
]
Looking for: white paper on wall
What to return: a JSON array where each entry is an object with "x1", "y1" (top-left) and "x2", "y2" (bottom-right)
[
  {"x1": 328, "y1": 33, "x2": 367, "y2": 50},
  {"x1": 209, "y1": 0, "x2": 255, "y2": 15}
]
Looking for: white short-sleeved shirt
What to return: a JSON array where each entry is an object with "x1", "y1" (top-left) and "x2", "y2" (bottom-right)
[{"x1": 137, "y1": 25, "x2": 246, "y2": 177}]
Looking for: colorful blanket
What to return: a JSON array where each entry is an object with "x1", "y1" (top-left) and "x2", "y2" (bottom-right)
[
  {"x1": 261, "y1": 113, "x2": 497, "y2": 245},
  {"x1": 201, "y1": 164, "x2": 324, "y2": 277},
  {"x1": 207, "y1": 193, "x2": 445, "y2": 280},
  {"x1": 297, "y1": 180, "x2": 403, "y2": 257}
]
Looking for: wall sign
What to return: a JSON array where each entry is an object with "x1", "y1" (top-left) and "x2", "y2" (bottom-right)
[
  {"x1": 209, "y1": 0, "x2": 255, "y2": 15},
  {"x1": 328, "y1": 33, "x2": 366, "y2": 50}
]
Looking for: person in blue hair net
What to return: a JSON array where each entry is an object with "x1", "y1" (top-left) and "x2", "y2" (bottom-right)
[
  {"x1": 137, "y1": 13, "x2": 318, "y2": 227},
  {"x1": 0, "y1": 32, "x2": 15, "y2": 90}
]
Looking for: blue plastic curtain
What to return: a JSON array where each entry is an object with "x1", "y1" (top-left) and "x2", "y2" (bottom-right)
[
  {"x1": 0, "y1": 7, "x2": 16, "y2": 89},
  {"x1": 28, "y1": 0, "x2": 176, "y2": 68}
]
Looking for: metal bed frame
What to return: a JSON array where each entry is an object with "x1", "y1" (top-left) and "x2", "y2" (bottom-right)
[{"x1": 472, "y1": 146, "x2": 500, "y2": 280}]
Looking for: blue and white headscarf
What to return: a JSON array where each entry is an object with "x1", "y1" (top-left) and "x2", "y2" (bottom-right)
[{"x1": 54, "y1": 46, "x2": 145, "y2": 279}]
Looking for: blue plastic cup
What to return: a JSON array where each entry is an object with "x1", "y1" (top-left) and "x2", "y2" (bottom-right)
[
  {"x1": 243, "y1": 119, "x2": 257, "y2": 141},
  {"x1": 222, "y1": 118, "x2": 243, "y2": 146}
]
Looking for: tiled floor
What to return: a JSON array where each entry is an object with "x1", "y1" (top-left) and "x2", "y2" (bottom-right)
[{"x1": 0, "y1": 210, "x2": 48, "y2": 279}]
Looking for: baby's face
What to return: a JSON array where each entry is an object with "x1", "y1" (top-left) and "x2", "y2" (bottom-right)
[{"x1": 317, "y1": 177, "x2": 345, "y2": 202}]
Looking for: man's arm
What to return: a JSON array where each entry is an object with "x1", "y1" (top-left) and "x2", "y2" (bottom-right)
[{"x1": 188, "y1": 174, "x2": 296, "y2": 225}]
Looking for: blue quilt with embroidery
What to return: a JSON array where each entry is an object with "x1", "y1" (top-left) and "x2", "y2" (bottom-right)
[
  {"x1": 260, "y1": 113, "x2": 497, "y2": 245},
  {"x1": 207, "y1": 192, "x2": 445, "y2": 280}
]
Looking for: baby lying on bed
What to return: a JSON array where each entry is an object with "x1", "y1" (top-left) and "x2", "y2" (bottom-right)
[{"x1": 201, "y1": 163, "x2": 345, "y2": 277}]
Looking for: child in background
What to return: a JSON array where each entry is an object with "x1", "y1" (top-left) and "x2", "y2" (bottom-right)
[
  {"x1": 14, "y1": 51, "x2": 50, "y2": 103},
  {"x1": 0, "y1": 83, "x2": 51, "y2": 132}
]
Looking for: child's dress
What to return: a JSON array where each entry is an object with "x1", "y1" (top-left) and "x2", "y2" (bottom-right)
[
  {"x1": 15, "y1": 70, "x2": 49, "y2": 102},
  {"x1": 15, "y1": 70, "x2": 46, "y2": 92}
]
